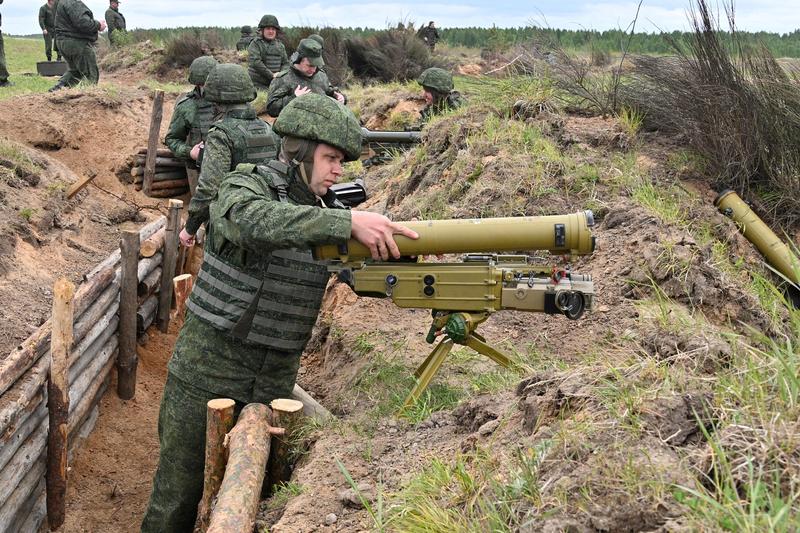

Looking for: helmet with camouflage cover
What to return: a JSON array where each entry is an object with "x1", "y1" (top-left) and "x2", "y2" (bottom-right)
[
  {"x1": 308, "y1": 33, "x2": 324, "y2": 49},
  {"x1": 418, "y1": 67, "x2": 453, "y2": 94},
  {"x1": 241, "y1": 25, "x2": 253, "y2": 34},
  {"x1": 258, "y1": 14, "x2": 280, "y2": 29},
  {"x1": 273, "y1": 94, "x2": 362, "y2": 161},
  {"x1": 188, "y1": 56, "x2": 219, "y2": 85},
  {"x1": 204, "y1": 63, "x2": 256, "y2": 104}
]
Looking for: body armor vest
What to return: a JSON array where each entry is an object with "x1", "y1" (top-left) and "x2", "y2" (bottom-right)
[
  {"x1": 186, "y1": 162, "x2": 331, "y2": 351},
  {"x1": 212, "y1": 110, "x2": 278, "y2": 169},
  {"x1": 188, "y1": 98, "x2": 215, "y2": 147},
  {"x1": 255, "y1": 39, "x2": 285, "y2": 74}
]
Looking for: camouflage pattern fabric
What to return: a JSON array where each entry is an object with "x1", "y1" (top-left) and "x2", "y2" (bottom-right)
[
  {"x1": 418, "y1": 25, "x2": 440, "y2": 50},
  {"x1": 420, "y1": 90, "x2": 464, "y2": 122},
  {"x1": 236, "y1": 34, "x2": 254, "y2": 52},
  {"x1": 184, "y1": 105, "x2": 280, "y2": 235},
  {"x1": 55, "y1": 0, "x2": 101, "y2": 42},
  {"x1": 104, "y1": 6, "x2": 125, "y2": 45},
  {"x1": 247, "y1": 38, "x2": 289, "y2": 90},
  {"x1": 164, "y1": 87, "x2": 213, "y2": 161},
  {"x1": 266, "y1": 66, "x2": 339, "y2": 117},
  {"x1": 143, "y1": 161, "x2": 352, "y2": 532},
  {"x1": 39, "y1": 3, "x2": 60, "y2": 61},
  {"x1": 56, "y1": 37, "x2": 99, "y2": 86}
]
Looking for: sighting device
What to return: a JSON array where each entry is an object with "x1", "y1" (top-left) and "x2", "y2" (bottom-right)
[
  {"x1": 315, "y1": 211, "x2": 597, "y2": 407},
  {"x1": 360, "y1": 127, "x2": 421, "y2": 167}
]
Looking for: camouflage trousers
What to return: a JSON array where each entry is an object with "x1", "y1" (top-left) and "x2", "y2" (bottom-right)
[
  {"x1": 56, "y1": 37, "x2": 98, "y2": 87},
  {"x1": 0, "y1": 31, "x2": 9, "y2": 83},
  {"x1": 141, "y1": 311, "x2": 302, "y2": 532}
]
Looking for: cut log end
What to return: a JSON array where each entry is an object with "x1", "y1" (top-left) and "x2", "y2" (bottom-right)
[
  {"x1": 269, "y1": 399, "x2": 304, "y2": 414},
  {"x1": 207, "y1": 398, "x2": 235, "y2": 411}
]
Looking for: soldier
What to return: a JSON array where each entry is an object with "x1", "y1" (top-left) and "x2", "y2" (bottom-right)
[
  {"x1": 288, "y1": 32, "x2": 324, "y2": 64},
  {"x1": 141, "y1": 93, "x2": 417, "y2": 531},
  {"x1": 235, "y1": 25, "x2": 254, "y2": 51},
  {"x1": 266, "y1": 38, "x2": 345, "y2": 118},
  {"x1": 418, "y1": 67, "x2": 463, "y2": 122},
  {"x1": 105, "y1": 0, "x2": 126, "y2": 46},
  {"x1": 164, "y1": 56, "x2": 218, "y2": 196},
  {"x1": 179, "y1": 63, "x2": 280, "y2": 246},
  {"x1": 39, "y1": 0, "x2": 62, "y2": 62},
  {"x1": 417, "y1": 21, "x2": 440, "y2": 52},
  {"x1": 0, "y1": 0, "x2": 9, "y2": 88},
  {"x1": 247, "y1": 14, "x2": 288, "y2": 91},
  {"x1": 50, "y1": 0, "x2": 106, "y2": 91}
]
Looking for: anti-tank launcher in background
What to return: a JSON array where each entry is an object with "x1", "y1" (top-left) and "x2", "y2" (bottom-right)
[
  {"x1": 360, "y1": 127, "x2": 421, "y2": 167},
  {"x1": 315, "y1": 211, "x2": 597, "y2": 407}
]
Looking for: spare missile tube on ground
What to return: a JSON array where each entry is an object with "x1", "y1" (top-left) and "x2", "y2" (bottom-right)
[
  {"x1": 715, "y1": 190, "x2": 800, "y2": 286},
  {"x1": 314, "y1": 211, "x2": 596, "y2": 261},
  {"x1": 360, "y1": 127, "x2": 421, "y2": 144}
]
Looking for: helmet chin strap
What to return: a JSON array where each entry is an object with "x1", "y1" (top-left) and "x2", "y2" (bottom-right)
[{"x1": 281, "y1": 137, "x2": 317, "y2": 186}]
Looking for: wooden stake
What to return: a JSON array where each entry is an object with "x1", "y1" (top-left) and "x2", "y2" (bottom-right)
[
  {"x1": 172, "y1": 274, "x2": 193, "y2": 320},
  {"x1": 291, "y1": 384, "x2": 334, "y2": 423},
  {"x1": 195, "y1": 398, "x2": 236, "y2": 533},
  {"x1": 118, "y1": 230, "x2": 140, "y2": 400},
  {"x1": 266, "y1": 399, "x2": 304, "y2": 493},
  {"x1": 66, "y1": 172, "x2": 98, "y2": 199},
  {"x1": 140, "y1": 227, "x2": 165, "y2": 258},
  {"x1": 157, "y1": 199, "x2": 183, "y2": 332},
  {"x1": 143, "y1": 90, "x2": 165, "y2": 197},
  {"x1": 137, "y1": 147, "x2": 173, "y2": 157},
  {"x1": 206, "y1": 403, "x2": 272, "y2": 533},
  {"x1": 46, "y1": 278, "x2": 74, "y2": 531}
]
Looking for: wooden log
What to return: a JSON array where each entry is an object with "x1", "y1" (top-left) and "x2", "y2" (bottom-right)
[
  {"x1": 69, "y1": 315, "x2": 118, "y2": 387},
  {"x1": 150, "y1": 178, "x2": 190, "y2": 192},
  {"x1": 133, "y1": 169, "x2": 188, "y2": 183},
  {"x1": 0, "y1": 404, "x2": 45, "y2": 473},
  {"x1": 173, "y1": 274, "x2": 193, "y2": 320},
  {"x1": 137, "y1": 147, "x2": 173, "y2": 157},
  {"x1": 147, "y1": 186, "x2": 190, "y2": 198},
  {"x1": 138, "y1": 266, "x2": 162, "y2": 296},
  {"x1": 138, "y1": 252, "x2": 163, "y2": 284},
  {"x1": 0, "y1": 462, "x2": 46, "y2": 533},
  {"x1": 195, "y1": 398, "x2": 236, "y2": 532},
  {"x1": 68, "y1": 342, "x2": 118, "y2": 431},
  {"x1": 66, "y1": 172, "x2": 99, "y2": 199},
  {"x1": 131, "y1": 165, "x2": 144, "y2": 177},
  {"x1": 72, "y1": 279, "x2": 119, "y2": 347},
  {"x1": 291, "y1": 384, "x2": 334, "y2": 423},
  {"x1": 84, "y1": 216, "x2": 165, "y2": 281},
  {"x1": 137, "y1": 294, "x2": 158, "y2": 333},
  {"x1": 118, "y1": 230, "x2": 139, "y2": 400},
  {"x1": 143, "y1": 90, "x2": 165, "y2": 196},
  {"x1": 46, "y1": 279, "x2": 73, "y2": 531},
  {"x1": 0, "y1": 417, "x2": 46, "y2": 510},
  {"x1": 266, "y1": 399, "x2": 304, "y2": 493},
  {"x1": 206, "y1": 403, "x2": 272, "y2": 533},
  {"x1": 158, "y1": 199, "x2": 183, "y2": 332},
  {"x1": 69, "y1": 368, "x2": 111, "y2": 441},
  {"x1": 140, "y1": 228, "x2": 166, "y2": 258},
  {"x1": 137, "y1": 156, "x2": 185, "y2": 168},
  {"x1": 0, "y1": 356, "x2": 47, "y2": 440},
  {"x1": 15, "y1": 484, "x2": 46, "y2": 533}
]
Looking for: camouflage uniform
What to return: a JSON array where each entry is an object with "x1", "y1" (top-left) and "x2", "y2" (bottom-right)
[
  {"x1": 418, "y1": 67, "x2": 463, "y2": 122},
  {"x1": 184, "y1": 63, "x2": 280, "y2": 236},
  {"x1": 104, "y1": 3, "x2": 126, "y2": 46},
  {"x1": 164, "y1": 56, "x2": 218, "y2": 195},
  {"x1": 142, "y1": 93, "x2": 362, "y2": 533},
  {"x1": 54, "y1": 0, "x2": 101, "y2": 87},
  {"x1": 418, "y1": 23, "x2": 440, "y2": 51},
  {"x1": 247, "y1": 15, "x2": 288, "y2": 90},
  {"x1": 266, "y1": 39, "x2": 344, "y2": 117},
  {"x1": 39, "y1": 2, "x2": 61, "y2": 61},
  {"x1": 0, "y1": 0, "x2": 9, "y2": 86},
  {"x1": 236, "y1": 25, "x2": 254, "y2": 52}
]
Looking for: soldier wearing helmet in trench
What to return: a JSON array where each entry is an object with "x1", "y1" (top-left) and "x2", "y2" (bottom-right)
[
  {"x1": 141, "y1": 93, "x2": 418, "y2": 531},
  {"x1": 163, "y1": 55, "x2": 218, "y2": 196},
  {"x1": 417, "y1": 67, "x2": 464, "y2": 123},
  {"x1": 247, "y1": 14, "x2": 289, "y2": 90},
  {"x1": 236, "y1": 25, "x2": 254, "y2": 51},
  {"x1": 266, "y1": 38, "x2": 346, "y2": 117},
  {"x1": 178, "y1": 63, "x2": 280, "y2": 247}
]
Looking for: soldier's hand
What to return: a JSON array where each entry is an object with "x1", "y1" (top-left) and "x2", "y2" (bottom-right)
[
  {"x1": 334, "y1": 92, "x2": 346, "y2": 104},
  {"x1": 350, "y1": 211, "x2": 419, "y2": 261},
  {"x1": 43, "y1": 29, "x2": 48, "y2": 35},
  {"x1": 179, "y1": 228, "x2": 196, "y2": 247},
  {"x1": 294, "y1": 85, "x2": 312, "y2": 97},
  {"x1": 190, "y1": 142, "x2": 203, "y2": 161},
  {"x1": 99, "y1": 20, "x2": 107, "y2": 32}
]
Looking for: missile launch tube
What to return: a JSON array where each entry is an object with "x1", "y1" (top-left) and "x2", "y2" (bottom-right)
[
  {"x1": 361, "y1": 127, "x2": 421, "y2": 144},
  {"x1": 315, "y1": 211, "x2": 596, "y2": 261},
  {"x1": 715, "y1": 190, "x2": 799, "y2": 285}
]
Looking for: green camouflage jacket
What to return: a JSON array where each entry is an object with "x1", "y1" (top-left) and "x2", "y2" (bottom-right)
[
  {"x1": 55, "y1": 0, "x2": 100, "y2": 42},
  {"x1": 266, "y1": 66, "x2": 339, "y2": 117},
  {"x1": 247, "y1": 37, "x2": 289, "y2": 87},
  {"x1": 164, "y1": 87, "x2": 215, "y2": 161},
  {"x1": 420, "y1": 90, "x2": 464, "y2": 122},
  {"x1": 39, "y1": 3, "x2": 56, "y2": 31},
  {"x1": 236, "y1": 34, "x2": 254, "y2": 52},
  {"x1": 105, "y1": 6, "x2": 125, "y2": 38}
]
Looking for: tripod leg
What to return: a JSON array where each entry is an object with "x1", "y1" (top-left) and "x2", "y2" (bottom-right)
[
  {"x1": 404, "y1": 338, "x2": 454, "y2": 409},
  {"x1": 464, "y1": 335, "x2": 512, "y2": 368}
]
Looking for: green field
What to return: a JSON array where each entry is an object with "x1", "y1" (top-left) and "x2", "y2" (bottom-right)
[{"x1": 0, "y1": 36, "x2": 61, "y2": 100}]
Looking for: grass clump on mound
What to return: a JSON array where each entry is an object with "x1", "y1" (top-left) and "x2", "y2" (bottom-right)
[{"x1": 346, "y1": 26, "x2": 443, "y2": 83}]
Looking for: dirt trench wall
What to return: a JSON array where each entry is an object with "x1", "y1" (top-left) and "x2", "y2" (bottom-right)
[{"x1": 0, "y1": 217, "x2": 166, "y2": 532}]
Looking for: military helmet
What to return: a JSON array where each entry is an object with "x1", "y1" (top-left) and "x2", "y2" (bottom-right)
[
  {"x1": 295, "y1": 38, "x2": 324, "y2": 67},
  {"x1": 241, "y1": 25, "x2": 252, "y2": 34},
  {"x1": 188, "y1": 56, "x2": 219, "y2": 85},
  {"x1": 418, "y1": 67, "x2": 453, "y2": 94},
  {"x1": 258, "y1": 14, "x2": 280, "y2": 29},
  {"x1": 204, "y1": 63, "x2": 256, "y2": 104},
  {"x1": 273, "y1": 94, "x2": 362, "y2": 161},
  {"x1": 308, "y1": 34, "x2": 325, "y2": 49}
]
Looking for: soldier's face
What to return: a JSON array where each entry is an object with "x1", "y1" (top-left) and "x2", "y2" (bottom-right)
[
  {"x1": 308, "y1": 143, "x2": 345, "y2": 196},
  {"x1": 423, "y1": 89, "x2": 434, "y2": 105},
  {"x1": 262, "y1": 27, "x2": 277, "y2": 40},
  {"x1": 296, "y1": 58, "x2": 318, "y2": 76}
]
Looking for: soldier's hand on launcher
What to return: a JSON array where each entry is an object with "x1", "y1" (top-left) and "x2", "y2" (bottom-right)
[
  {"x1": 179, "y1": 228, "x2": 195, "y2": 247},
  {"x1": 294, "y1": 85, "x2": 312, "y2": 97},
  {"x1": 350, "y1": 211, "x2": 419, "y2": 261}
]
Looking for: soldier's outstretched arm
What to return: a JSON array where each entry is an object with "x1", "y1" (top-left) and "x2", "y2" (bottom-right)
[
  {"x1": 184, "y1": 130, "x2": 233, "y2": 235},
  {"x1": 163, "y1": 105, "x2": 192, "y2": 160},
  {"x1": 351, "y1": 210, "x2": 418, "y2": 260}
]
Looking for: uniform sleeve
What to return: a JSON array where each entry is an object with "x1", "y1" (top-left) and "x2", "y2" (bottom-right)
[
  {"x1": 247, "y1": 40, "x2": 273, "y2": 82},
  {"x1": 213, "y1": 177, "x2": 352, "y2": 252},
  {"x1": 163, "y1": 102, "x2": 192, "y2": 161},
  {"x1": 266, "y1": 78, "x2": 294, "y2": 117},
  {"x1": 279, "y1": 44, "x2": 289, "y2": 72},
  {"x1": 39, "y1": 6, "x2": 47, "y2": 30},
  {"x1": 185, "y1": 130, "x2": 233, "y2": 235},
  {"x1": 72, "y1": 3, "x2": 101, "y2": 35}
]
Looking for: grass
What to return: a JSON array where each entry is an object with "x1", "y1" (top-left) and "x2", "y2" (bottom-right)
[{"x1": 0, "y1": 37, "x2": 57, "y2": 100}]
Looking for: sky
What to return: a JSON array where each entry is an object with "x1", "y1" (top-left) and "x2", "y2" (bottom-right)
[{"x1": 2, "y1": 1, "x2": 798, "y2": 35}]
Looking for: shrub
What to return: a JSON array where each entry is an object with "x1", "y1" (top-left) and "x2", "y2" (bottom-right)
[
  {"x1": 158, "y1": 30, "x2": 224, "y2": 73},
  {"x1": 346, "y1": 26, "x2": 442, "y2": 83}
]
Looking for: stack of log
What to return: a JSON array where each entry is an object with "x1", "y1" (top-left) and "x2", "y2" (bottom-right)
[
  {"x1": 132, "y1": 148, "x2": 190, "y2": 198},
  {"x1": 0, "y1": 217, "x2": 167, "y2": 532}
]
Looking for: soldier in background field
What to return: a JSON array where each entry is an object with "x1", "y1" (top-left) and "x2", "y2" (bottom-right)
[
  {"x1": 39, "y1": 0, "x2": 62, "y2": 61},
  {"x1": 247, "y1": 14, "x2": 288, "y2": 91},
  {"x1": 50, "y1": 0, "x2": 106, "y2": 91},
  {"x1": 417, "y1": 21, "x2": 440, "y2": 52},
  {"x1": 236, "y1": 25, "x2": 254, "y2": 51},
  {"x1": 105, "y1": 0, "x2": 126, "y2": 46},
  {"x1": 417, "y1": 67, "x2": 463, "y2": 122},
  {"x1": 0, "y1": 0, "x2": 9, "y2": 87}
]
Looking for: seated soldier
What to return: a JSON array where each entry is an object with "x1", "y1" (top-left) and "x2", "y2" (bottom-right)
[
  {"x1": 418, "y1": 67, "x2": 463, "y2": 123},
  {"x1": 266, "y1": 38, "x2": 345, "y2": 117}
]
